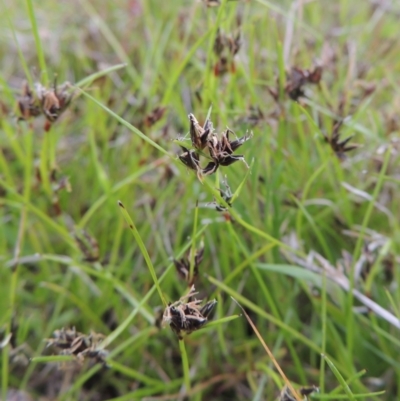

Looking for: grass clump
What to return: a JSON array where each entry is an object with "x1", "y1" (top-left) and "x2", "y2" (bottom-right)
[{"x1": 1, "y1": 1, "x2": 400, "y2": 400}]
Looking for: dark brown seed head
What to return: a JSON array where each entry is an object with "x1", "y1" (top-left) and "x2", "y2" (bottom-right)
[
  {"x1": 144, "y1": 106, "x2": 167, "y2": 127},
  {"x1": 162, "y1": 285, "x2": 217, "y2": 339},
  {"x1": 324, "y1": 120, "x2": 360, "y2": 159},
  {"x1": 18, "y1": 82, "x2": 41, "y2": 120}
]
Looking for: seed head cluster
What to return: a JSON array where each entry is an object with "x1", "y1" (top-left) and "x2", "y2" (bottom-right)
[
  {"x1": 18, "y1": 78, "x2": 73, "y2": 130},
  {"x1": 178, "y1": 113, "x2": 252, "y2": 180},
  {"x1": 46, "y1": 327, "x2": 108, "y2": 366},
  {"x1": 162, "y1": 285, "x2": 217, "y2": 340}
]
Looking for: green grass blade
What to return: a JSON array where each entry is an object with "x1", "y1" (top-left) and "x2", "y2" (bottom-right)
[
  {"x1": 25, "y1": 0, "x2": 48, "y2": 84},
  {"x1": 78, "y1": 89, "x2": 170, "y2": 157},
  {"x1": 322, "y1": 354, "x2": 355, "y2": 401},
  {"x1": 118, "y1": 201, "x2": 166, "y2": 306}
]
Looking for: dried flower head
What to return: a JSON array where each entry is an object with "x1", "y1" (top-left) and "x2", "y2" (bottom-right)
[
  {"x1": 144, "y1": 106, "x2": 167, "y2": 128},
  {"x1": 285, "y1": 65, "x2": 322, "y2": 101},
  {"x1": 46, "y1": 327, "x2": 108, "y2": 366},
  {"x1": 162, "y1": 285, "x2": 217, "y2": 339},
  {"x1": 174, "y1": 246, "x2": 204, "y2": 284},
  {"x1": 324, "y1": 120, "x2": 360, "y2": 160},
  {"x1": 268, "y1": 65, "x2": 322, "y2": 102},
  {"x1": 213, "y1": 29, "x2": 241, "y2": 76}
]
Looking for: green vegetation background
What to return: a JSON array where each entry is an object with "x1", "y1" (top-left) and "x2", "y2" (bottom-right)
[{"x1": 1, "y1": 0, "x2": 399, "y2": 400}]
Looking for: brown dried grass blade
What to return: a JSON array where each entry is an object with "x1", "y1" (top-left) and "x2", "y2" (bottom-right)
[{"x1": 230, "y1": 297, "x2": 303, "y2": 401}]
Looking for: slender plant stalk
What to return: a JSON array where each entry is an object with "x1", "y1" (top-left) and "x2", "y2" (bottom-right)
[
  {"x1": 189, "y1": 202, "x2": 199, "y2": 284},
  {"x1": 179, "y1": 339, "x2": 191, "y2": 393}
]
